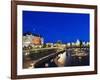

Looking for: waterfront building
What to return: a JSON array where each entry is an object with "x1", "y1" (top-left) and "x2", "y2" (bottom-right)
[
  {"x1": 72, "y1": 42, "x2": 76, "y2": 46},
  {"x1": 46, "y1": 43, "x2": 54, "y2": 47},
  {"x1": 32, "y1": 36, "x2": 41, "y2": 45},
  {"x1": 82, "y1": 42, "x2": 86, "y2": 46},
  {"x1": 75, "y1": 39, "x2": 80, "y2": 46},
  {"x1": 67, "y1": 43, "x2": 71, "y2": 47},
  {"x1": 22, "y1": 32, "x2": 44, "y2": 48},
  {"x1": 22, "y1": 33, "x2": 33, "y2": 47}
]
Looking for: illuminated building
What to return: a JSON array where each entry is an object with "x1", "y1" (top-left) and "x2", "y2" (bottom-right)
[{"x1": 23, "y1": 33, "x2": 44, "y2": 48}]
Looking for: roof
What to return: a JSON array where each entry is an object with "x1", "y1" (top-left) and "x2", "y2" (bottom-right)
[{"x1": 23, "y1": 32, "x2": 42, "y2": 37}]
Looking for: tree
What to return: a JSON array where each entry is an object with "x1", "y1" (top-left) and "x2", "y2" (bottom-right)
[
  {"x1": 42, "y1": 43, "x2": 46, "y2": 48},
  {"x1": 80, "y1": 40, "x2": 82, "y2": 47},
  {"x1": 56, "y1": 40, "x2": 62, "y2": 44}
]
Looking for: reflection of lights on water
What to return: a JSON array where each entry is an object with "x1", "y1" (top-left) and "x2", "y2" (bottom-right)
[
  {"x1": 28, "y1": 63, "x2": 34, "y2": 69},
  {"x1": 45, "y1": 63, "x2": 49, "y2": 67},
  {"x1": 50, "y1": 59, "x2": 53, "y2": 62},
  {"x1": 25, "y1": 52, "x2": 29, "y2": 56},
  {"x1": 29, "y1": 63, "x2": 35, "y2": 68},
  {"x1": 78, "y1": 56, "x2": 82, "y2": 60},
  {"x1": 28, "y1": 67, "x2": 33, "y2": 69},
  {"x1": 57, "y1": 52, "x2": 66, "y2": 65}
]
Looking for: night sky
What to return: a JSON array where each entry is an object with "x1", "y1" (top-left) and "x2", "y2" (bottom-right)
[{"x1": 23, "y1": 11, "x2": 90, "y2": 43}]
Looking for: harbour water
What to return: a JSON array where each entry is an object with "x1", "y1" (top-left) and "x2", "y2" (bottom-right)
[{"x1": 35, "y1": 50, "x2": 89, "y2": 68}]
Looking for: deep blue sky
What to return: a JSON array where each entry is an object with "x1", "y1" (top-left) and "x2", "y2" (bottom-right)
[{"x1": 23, "y1": 11, "x2": 90, "y2": 43}]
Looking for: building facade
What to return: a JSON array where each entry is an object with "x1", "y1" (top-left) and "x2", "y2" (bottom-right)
[{"x1": 22, "y1": 33, "x2": 44, "y2": 48}]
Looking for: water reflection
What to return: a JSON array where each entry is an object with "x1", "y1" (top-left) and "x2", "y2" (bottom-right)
[{"x1": 35, "y1": 50, "x2": 89, "y2": 68}]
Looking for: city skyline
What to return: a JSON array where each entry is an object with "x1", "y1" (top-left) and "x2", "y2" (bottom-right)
[{"x1": 23, "y1": 11, "x2": 90, "y2": 43}]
